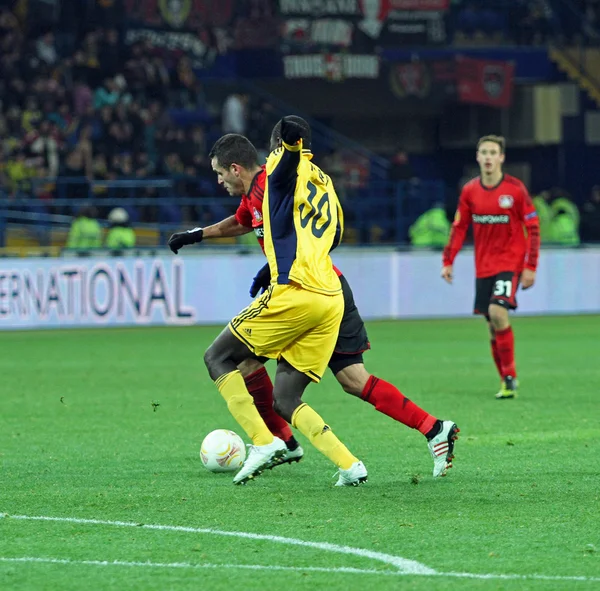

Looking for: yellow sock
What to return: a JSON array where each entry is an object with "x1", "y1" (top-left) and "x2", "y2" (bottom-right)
[
  {"x1": 291, "y1": 403, "x2": 357, "y2": 470},
  {"x1": 215, "y1": 370, "x2": 273, "y2": 446}
]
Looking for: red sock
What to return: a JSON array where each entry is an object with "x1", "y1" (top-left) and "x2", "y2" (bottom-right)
[
  {"x1": 495, "y1": 326, "x2": 517, "y2": 378},
  {"x1": 244, "y1": 367, "x2": 293, "y2": 442},
  {"x1": 490, "y1": 339, "x2": 503, "y2": 378},
  {"x1": 361, "y1": 376, "x2": 437, "y2": 436}
]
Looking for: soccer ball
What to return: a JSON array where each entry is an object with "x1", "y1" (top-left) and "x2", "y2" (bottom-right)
[{"x1": 200, "y1": 429, "x2": 246, "y2": 473}]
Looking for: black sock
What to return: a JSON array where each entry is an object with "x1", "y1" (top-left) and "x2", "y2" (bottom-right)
[
  {"x1": 425, "y1": 420, "x2": 443, "y2": 441},
  {"x1": 285, "y1": 436, "x2": 299, "y2": 451}
]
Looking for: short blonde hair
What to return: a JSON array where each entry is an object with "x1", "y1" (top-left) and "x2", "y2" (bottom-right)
[{"x1": 477, "y1": 135, "x2": 505, "y2": 154}]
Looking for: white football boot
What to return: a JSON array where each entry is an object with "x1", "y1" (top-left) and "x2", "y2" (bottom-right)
[
  {"x1": 427, "y1": 420, "x2": 460, "y2": 478},
  {"x1": 233, "y1": 437, "x2": 286, "y2": 485},
  {"x1": 334, "y1": 461, "x2": 368, "y2": 487},
  {"x1": 268, "y1": 445, "x2": 304, "y2": 470}
]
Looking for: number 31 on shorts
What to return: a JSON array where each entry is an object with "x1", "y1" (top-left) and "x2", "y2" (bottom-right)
[{"x1": 494, "y1": 279, "x2": 512, "y2": 297}]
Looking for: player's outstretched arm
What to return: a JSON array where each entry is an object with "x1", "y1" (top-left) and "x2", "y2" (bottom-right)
[
  {"x1": 168, "y1": 226, "x2": 204, "y2": 254},
  {"x1": 168, "y1": 216, "x2": 252, "y2": 254},
  {"x1": 202, "y1": 215, "x2": 253, "y2": 239}
]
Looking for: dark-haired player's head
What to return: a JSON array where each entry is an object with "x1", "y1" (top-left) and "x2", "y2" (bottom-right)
[
  {"x1": 209, "y1": 134, "x2": 260, "y2": 196},
  {"x1": 269, "y1": 116, "x2": 312, "y2": 152},
  {"x1": 476, "y1": 134, "x2": 505, "y2": 181}
]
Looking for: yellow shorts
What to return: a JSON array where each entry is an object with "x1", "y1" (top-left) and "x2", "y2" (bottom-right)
[{"x1": 229, "y1": 283, "x2": 343, "y2": 382}]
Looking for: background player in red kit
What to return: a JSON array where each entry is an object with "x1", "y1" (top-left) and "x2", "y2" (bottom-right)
[
  {"x1": 441, "y1": 135, "x2": 541, "y2": 399},
  {"x1": 169, "y1": 126, "x2": 459, "y2": 478}
]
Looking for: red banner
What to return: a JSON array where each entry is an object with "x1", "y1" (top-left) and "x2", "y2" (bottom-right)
[{"x1": 456, "y1": 57, "x2": 514, "y2": 108}]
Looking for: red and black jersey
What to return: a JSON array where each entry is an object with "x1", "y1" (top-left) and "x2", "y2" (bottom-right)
[
  {"x1": 235, "y1": 164, "x2": 342, "y2": 276},
  {"x1": 443, "y1": 174, "x2": 541, "y2": 278},
  {"x1": 235, "y1": 167, "x2": 266, "y2": 251}
]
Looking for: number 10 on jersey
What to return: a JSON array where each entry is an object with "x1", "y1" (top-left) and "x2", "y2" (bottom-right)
[{"x1": 299, "y1": 181, "x2": 332, "y2": 238}]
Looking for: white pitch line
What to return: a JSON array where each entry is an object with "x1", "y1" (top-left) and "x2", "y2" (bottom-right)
[
  {"x1": 0, "y1": 513, "x2": 435, "y2": 575},
  {"x1": 0, "y1": 557, "x2": 398, "y2": 576},
  {"x1": 1, "y1": 556, "x2": 599, "y2": 584},
  {"x1": 440, "y1": 571, "x2": 600, "y2": 583},
  {"x1": 1, "y1": 513, "x2": 599, "y2": 584}
]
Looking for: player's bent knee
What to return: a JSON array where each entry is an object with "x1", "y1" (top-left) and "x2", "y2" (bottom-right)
[
  {"x1": 488, "y1": 304, "x2": 509, "y2": 330},
  {"x1": 203, "y1": 338, "x2": 232, "y2": 379},
  {"x1": 203, "y1": 345, "x2": 220, "y2": 377},
  {"x1": 273, "y1": 398, "x2": 292, "y2": 423},
  {"x1": 273, "y1": 392, "x2": 304, "y2": 423},
  {"x1": 335, "y1": 363, "x2": 370, "y2": 397},
  {"x1": 339, "y1": 379, "x2": 363, "y2": 397},
  {"x1": 334, "y1": 371, "x2": 355, "y2": 394}
]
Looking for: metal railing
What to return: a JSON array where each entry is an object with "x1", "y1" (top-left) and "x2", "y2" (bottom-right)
[{"x1": 0, "y1": 177, "x2": 446, "y2": 250}]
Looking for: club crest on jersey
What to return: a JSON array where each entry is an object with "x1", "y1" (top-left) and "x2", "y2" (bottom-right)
[
  {"x1": 498, "y1": 195, "x2": 514, "y2": 209},
  {"x1": 253, "y1": 207, "x2": 262, "y2": 222}
]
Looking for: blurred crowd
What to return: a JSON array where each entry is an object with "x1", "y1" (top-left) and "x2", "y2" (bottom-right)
[
  {"x1": 0, "y1": 0, "x2": 375, "y2": 231},
  {"x1": 451, "y1": 0, "x2": 600, "y2": 45},
  {"x1": 1, "y1": 0, "x2": 600, "y2": 246},
  {"x1": 0, "y1": 6, "x2": 280, "y2": 225}
]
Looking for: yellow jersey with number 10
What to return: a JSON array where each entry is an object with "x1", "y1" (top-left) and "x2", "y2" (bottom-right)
[{"x1": 263, "y1": 140, "x2": 344, "y2": 295}]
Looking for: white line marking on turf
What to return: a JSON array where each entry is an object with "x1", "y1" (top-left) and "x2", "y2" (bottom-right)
[
  {"x1": 0, "y1": 557, "x2": 398, "y2": 576},
  {"x1": 1, "y1": 556, "x2": 599, "y2": 584},
  {"x1": 1, "y1": 513, "x2": 599, "y2": 584},
  {"x1": 0, "y1": 513, "x2": 434, "y2": 575}
]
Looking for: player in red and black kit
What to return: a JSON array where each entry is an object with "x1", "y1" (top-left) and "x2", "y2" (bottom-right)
[
  {"x1": 169, "y1": 122, "x2": 459, "y2": 478},
  {"x1": 442, "y1": 135, "x2": 541, "y2": 399}
]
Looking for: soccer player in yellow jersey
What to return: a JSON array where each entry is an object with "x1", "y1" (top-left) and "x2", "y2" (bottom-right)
[
  {"x1": 171, "y1": 123, "x2": 459, "y2": 479},
  {"x1": 204, "y1": 117, "x2": 367, "y2": 485}
]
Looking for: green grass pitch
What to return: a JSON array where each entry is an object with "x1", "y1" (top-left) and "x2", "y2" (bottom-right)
[{"x1": 1, "y1": 316, "x2": 599, "y2": 590}]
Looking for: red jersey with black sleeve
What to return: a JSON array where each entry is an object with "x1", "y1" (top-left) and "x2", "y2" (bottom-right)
[
  {"x1": 235, "y1": 167, "x2": 266, "y2": 250},
  {"x1": 442, "y1": 174, "x2": 540, "y2": 278},
  {"x1": 235, "y1": 165, "x2": 343, "y2": 276}
]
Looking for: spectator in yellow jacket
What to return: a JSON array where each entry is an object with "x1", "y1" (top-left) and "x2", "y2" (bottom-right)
[
  {"x1": 105, "y1": 207, "x2": 136, "y2": 249},
  {"x1": 409, "y1": 203, "x2": 450, "y2": 247},
  {"x1": 66, "y1": 206, "x2": 102, "y2": 249}
]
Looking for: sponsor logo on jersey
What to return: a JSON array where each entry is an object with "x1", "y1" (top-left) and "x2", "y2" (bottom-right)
[
  {"x1": 472, "y1": 214, "x2": 510, "y2": 224},
  {"x1": 498, "y1": 194, "x2": 514, "y2": 209},
  {"x1": 254, "y1": 226, "x2": 264, "y2": 238}
]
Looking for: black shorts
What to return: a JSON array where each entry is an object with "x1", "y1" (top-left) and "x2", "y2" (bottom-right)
[
  {"x1": 328, "y1": 274, "x2": 370, "y2": 375},
  {"x1": 474, "y1": 271, "x2": 520, "y2": 316}
]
